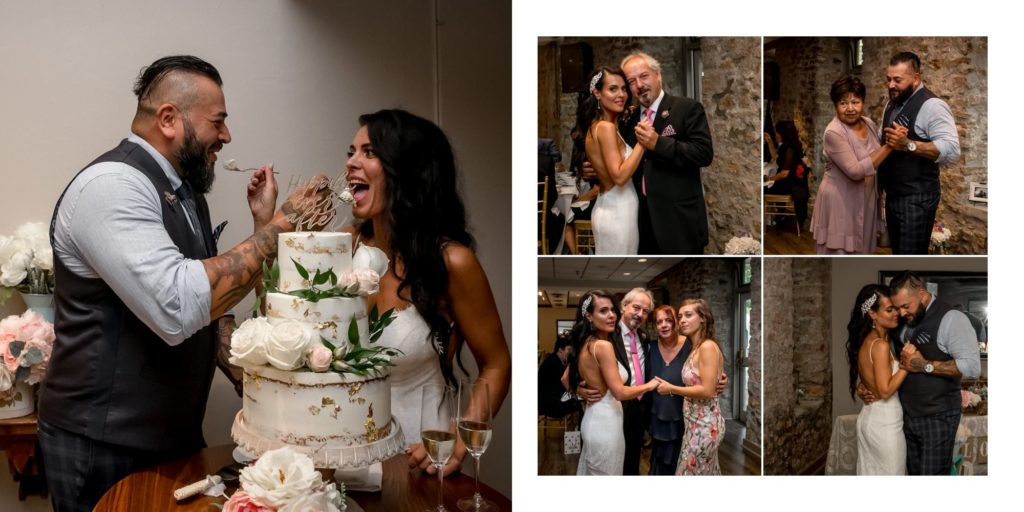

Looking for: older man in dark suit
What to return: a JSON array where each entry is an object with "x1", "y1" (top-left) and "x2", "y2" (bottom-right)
[{"x1": 620, "y1": 52, "x2": 714, "y2": 255}]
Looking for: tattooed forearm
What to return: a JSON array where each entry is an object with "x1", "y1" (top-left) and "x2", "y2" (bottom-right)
[
  {"x1": 204, "y1": 222, "x2": 286, "y2": 318},
  {"x1": 931, "y1": 359, "x2": 961, "y2": 378}
]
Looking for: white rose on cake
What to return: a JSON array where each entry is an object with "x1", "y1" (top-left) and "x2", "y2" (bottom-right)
[
  {"x1": 230, "y1": 317, "x2": 273, "y2": 366},
  {"x1": 351, "y1": 244, "x2": 388, "y2": 276},
  {"x1": 266, "y1": 319, "x2": 319, "y2": 370}
]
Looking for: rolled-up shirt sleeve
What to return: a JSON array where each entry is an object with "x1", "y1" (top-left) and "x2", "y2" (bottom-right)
[
  {"x1": 938, "y1": 309, "x2": 980, "y2": 378},
  {"x1": 918, "y1": 98, "x2": 961, "y2": 165},
  {"x1": 60, "y1": 164, "x2": 211, "y2": 345}
]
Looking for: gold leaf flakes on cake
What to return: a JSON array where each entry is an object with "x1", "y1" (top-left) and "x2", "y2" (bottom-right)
[
  {"x1": 364, "y1": 404, "x2": 381, "y2": 442},
  {"x1": 308, "y1": 405, "x2": 321, "y2": 415},
  {"x1": 330, "y1": 405, "x2": 342, "y2": 419},
  {"x1": 322, "y1": 397, "x2": 336, "y2": 406},
  {"x1": 347, "y1": 383, "x2": 363, "y2": 399}
]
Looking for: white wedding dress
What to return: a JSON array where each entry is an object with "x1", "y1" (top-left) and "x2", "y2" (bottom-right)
[
  {"x1": 856, "y1": 340, "x2": 907, "y2": 475},
  {"x1": 577, "y1": 360, "x2": 627, "y2": 476},
  {"x1": 376, "y1": 306, "x2": 447, "y2": 446},
  {"x1": 591, "y1": 134, "x2": 639, "y2": 255}
]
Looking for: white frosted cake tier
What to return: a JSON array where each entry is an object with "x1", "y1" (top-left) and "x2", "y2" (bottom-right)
[
  {"x1": 237, "y1": 365, "x2": 392, "y2": 448},
  {"x1": 278, "y1": 232, "x2": 352, "y2": 292},
  {"x1": 265, "y1": 292, "x2": 369, "y2": 346}
]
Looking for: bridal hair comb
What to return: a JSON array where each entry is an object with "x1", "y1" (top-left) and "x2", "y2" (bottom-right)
[
  {"x1": 581, "y1": 294, "x2": 593, "y2": 314},
  {"x1": 860, "y1": 293, "x2": 878, "y2": 316},
  {"x1": 589, "y1": 71, "x2": 603, "y2": 94}
]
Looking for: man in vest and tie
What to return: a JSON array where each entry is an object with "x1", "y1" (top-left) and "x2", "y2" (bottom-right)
[
  {"x1": 38, "y1": 55, "x2": 333, "y2": 512},
  {"x1": 890, "y1": 271, "x2": 981, "y2": 475},
  {"x1": 880, "y1": 52, "x2": 961, "y2": 255}
]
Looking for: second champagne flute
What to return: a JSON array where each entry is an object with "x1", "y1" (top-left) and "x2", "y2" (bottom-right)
[{"x1": 457, "y1": 378, "x2": 496, "y2": 511}]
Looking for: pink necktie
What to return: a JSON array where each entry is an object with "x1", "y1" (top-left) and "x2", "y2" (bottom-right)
[
  {"x1": 629, "y1": 331, "x2": 644, "y2": 399},
  {"x1": 641, "y1": 109, "x2": 654, "y2": 196}
]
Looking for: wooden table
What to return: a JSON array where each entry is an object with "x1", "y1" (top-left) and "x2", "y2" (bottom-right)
[
  {"x1": 0, "y1": 412, "x2": 47, "y2": 500},
  {"x1": 94, "y1": 444, "x2": 511, "y2": 511}
]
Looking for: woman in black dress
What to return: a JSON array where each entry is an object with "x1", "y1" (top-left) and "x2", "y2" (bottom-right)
[{"x1": 648, "y1": 304, "x2": 690, "y2": 475}]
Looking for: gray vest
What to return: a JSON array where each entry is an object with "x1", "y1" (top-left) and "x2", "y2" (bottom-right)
[
  {"x1": 878, "y1": 86, "x2": 941, "y2": 197},
  {"x1": 898, "y1": 299, "x2": 961, "y2": 417},
  {"x1": 40, "y1": 139, "x2": 217, "y2": 452}
]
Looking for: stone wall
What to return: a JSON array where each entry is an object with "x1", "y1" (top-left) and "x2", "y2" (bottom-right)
[
  {"x1": 747, "y1": 257, "x2": 762, "y2": 450},
  {"x1": 538, "y1": 37, "x2": 761, "y2": 253},
  {"x1": 768, "y1": 37, "x2": 988, "y2": 254},
  {"x1": 701, "y1": 37, "x2": 763, "y2": 252},
  {"x1": 763, "y1": 257, "x2": 832, "y2": 474}
]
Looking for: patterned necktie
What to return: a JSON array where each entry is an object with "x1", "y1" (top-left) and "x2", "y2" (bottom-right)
[{"x1": 629, "y1": 331, "x2": 644, "y2": 399}]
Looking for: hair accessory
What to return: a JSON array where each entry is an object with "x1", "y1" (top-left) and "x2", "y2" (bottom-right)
[
  {"x1": 860, "y1": 293, "x2": 878, "y2": 316},
  {"x1": 589, "y1": 71, "x2": 603, "y2": 94},
  {"x1": 581, "y1": 294, "x2": 593, "y2": 314}
]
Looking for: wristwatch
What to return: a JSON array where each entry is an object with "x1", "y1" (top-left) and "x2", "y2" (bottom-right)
[
  {"x1": 906, "y1": 141, "x2": 917, "y2": 153},
  {"x1": 924, "y1": 362, "x2": 934, "y2": 373}
]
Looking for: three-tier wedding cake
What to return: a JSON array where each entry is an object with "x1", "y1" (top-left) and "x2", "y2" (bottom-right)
[{"x1": 230, "y1": 232, "x2": 403, "y2": 468}]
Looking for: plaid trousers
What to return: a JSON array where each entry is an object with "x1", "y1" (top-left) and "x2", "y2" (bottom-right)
[
  {"x1": 37, "y1": 419, "x2": 178, "y2": 512},
  {"x1": 903, "y1": 408, "x2": 961, "y2": 475},
  {"x1": 885, "y1": 192, "x2": 940, "y2": 255}
]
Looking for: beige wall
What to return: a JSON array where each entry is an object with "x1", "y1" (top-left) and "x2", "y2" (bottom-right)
[
  {"x1": 830, "y1": 257, "x2": 987, "y2": 418},
  {"x1": 538, "y1": 306, "x2": 576, "y2": 355},
  {"x1": 0, "y1": 0, "x2": 511, "y2": 499}
]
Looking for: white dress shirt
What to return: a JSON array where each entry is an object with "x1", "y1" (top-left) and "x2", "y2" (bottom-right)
[{"x1": 52, "y1": 134, "x2": 212, "y2": 346}]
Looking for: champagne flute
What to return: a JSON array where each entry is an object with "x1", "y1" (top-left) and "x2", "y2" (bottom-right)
[
  {"x1": 421, "y1": 384, "x2": 457, "y2": 512},
  {"x1": 457, "y1": 379, "x2": 496, "y2": 512}
]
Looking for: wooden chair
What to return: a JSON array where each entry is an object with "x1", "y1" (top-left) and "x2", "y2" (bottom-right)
[
  {"x1": 765, "y1": 194, "x2": 800, "y2": 236},
  {"x1": 574, "y1": 220, "x2": 595, "y2": 254},
  {"x1": 538, "y1": 177, "x2": 549, "y2": 255}
]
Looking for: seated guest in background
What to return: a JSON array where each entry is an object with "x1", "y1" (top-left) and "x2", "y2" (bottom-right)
[
  {"x1": 38, "y1": 55, "x2": 332, "y2": 512},
  {"x1": 764, "y1": 120, "x2": 811, "y2": 229},
  {"x1": 539, "y1": 335, "x2": 579, "y2": 418},
  {"x1": 538, "y1": 137, "x2": 565, "y2": 253}
]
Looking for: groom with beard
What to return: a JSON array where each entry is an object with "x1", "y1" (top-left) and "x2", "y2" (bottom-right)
[
  {"x1": 38, "y1": 55, "x2": 332, "y2": 512},
  {"x1": 620, "y1": 52, "x2": 714, "y2": 254},
  {"x1": 890, "y1": 271, "x2": 980, "y2": 475}
]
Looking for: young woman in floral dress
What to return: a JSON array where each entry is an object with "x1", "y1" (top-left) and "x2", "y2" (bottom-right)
[{"x1": 654, "y1": 298, "x2": 725, "y2": 475}]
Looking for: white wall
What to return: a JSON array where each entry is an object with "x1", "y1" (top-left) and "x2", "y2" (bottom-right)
[
  {"x1": 830, "y1": 257, "x2": 987, "y2": 419},
  {"x1": 0, "y1": 0, "x2": 510, "y2": 500}
]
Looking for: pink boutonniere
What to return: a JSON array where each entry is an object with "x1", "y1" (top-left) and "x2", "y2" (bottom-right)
[
  {"x1": 660, "y1": 110, "x2": 670, "y2": 119},
  {"x1": 661, "y1": 124, "x2": 677, "y2": 137}
]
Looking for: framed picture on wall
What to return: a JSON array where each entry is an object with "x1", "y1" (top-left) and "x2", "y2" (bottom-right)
[
  {"x1": 556, "y1": 320, "x2": 574, "y2": 338},
  {"x1": 969, "y1": 182, "x2": 988, "y2": 202}
]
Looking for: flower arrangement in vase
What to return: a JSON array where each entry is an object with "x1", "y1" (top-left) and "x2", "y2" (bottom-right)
[
  {"x1": 0, "y1": 309, "x2": 55, "y2": 416},
  {"x1": 724, "y1": 231, "x2": 761, "y2": 255},
  {"x1": 929, "y1": 222, "x2": 952, "y2": 255},
  {"x1": 0, "y1": 222, "x2": 55, "y2": 305}
]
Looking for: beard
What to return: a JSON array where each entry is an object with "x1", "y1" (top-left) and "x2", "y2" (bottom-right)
[
  {"x1": 905, "y1": 302, "x2": 927, "y2": 327},
  {"x1": 176, "y1": 118, "x2": 216, "y2": 194},
  {"x1": 890, "y1": 85, "x2": 913, "y2": 106}
]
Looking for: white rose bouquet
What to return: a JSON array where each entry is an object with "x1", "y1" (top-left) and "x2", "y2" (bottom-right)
[
  {"x1": 930, "y1": 222, "x2": 952, "y2": 254},
  {"x1": 223, "y1": 446, "x2": 346, "y2": 512},
  {"x1": 724, "y1": 232, "x2": 761, "y2": 255},
  {"x1": 0, "y1": 222, "x2": 55, "y2": 304}
]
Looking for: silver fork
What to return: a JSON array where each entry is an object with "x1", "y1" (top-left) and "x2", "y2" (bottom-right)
[{"x1": 223, "y1": 159, "x2": 279, "y2": 174}]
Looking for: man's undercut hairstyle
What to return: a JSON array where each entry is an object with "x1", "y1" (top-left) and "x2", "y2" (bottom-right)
[
  {"x1": 620, "y1": 51, "x2": 661, "y2": 74},
  {"x1": 888, "y1": 270, "x2": 925, "y2": 295},
  {"x1": 890, "y1": 52, "x2": 921, "y2": 73},
  {"x1": 133, "y1": 55, "x2": 222, "y2": 116}
]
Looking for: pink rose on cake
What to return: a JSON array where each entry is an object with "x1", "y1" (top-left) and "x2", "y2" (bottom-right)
[
  {"x1": 351, "y1": 268, "x2": 379, "y2": 296},
  {"x1": 307, "y1": 345, "x2": 334, "y2": 372},
  {"x1": 225, "y1": 446, "x2": 346, "y2": 512},
  {"x1": 266, "y1": 320, "x2": 319, "y2": 370}
]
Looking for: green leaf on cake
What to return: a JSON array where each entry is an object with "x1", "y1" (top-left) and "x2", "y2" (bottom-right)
[
  {"x1": 292, "y1": 258, "x2": 309, "y2": 281},
  {"x1": 348, "y1": 316, "x2": 360, "y2": 346},
  {"x1": 320, "y1": 336, "x2": 337, "y2": 352},
  {"x1": 369, "y1": 307, "x2": 396, "y2": 343},
  {"x1": 313, "y1": 268, "x2": 331, "y2": 286}
]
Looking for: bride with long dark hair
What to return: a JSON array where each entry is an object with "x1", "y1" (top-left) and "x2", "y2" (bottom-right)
[
  {"x1": 568, "y1": 289, "x2": 658, "y2": 475},
  {"x1": 846, "y1": 283, "x2": 914, "y2": 474},
  {"x1": 576, "y1": 66, "x2": 650, "y2": 255}
]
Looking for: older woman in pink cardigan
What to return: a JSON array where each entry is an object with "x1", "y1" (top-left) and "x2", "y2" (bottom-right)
[{"x1": 811, "y1": 76, "x2": 895, "y2": 254}]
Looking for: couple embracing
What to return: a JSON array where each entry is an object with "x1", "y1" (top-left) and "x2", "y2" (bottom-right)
[
  {"x1": 577, "y1": 52, "x2": 714, "y2": 255},
  {"x1": 846, "y1": 271, "x2": 980, "y2": 475}
]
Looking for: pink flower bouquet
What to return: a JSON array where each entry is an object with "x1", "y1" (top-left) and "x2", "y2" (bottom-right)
[{"x1": 0, "y1": 309, "x2": 55, "y2": 400}]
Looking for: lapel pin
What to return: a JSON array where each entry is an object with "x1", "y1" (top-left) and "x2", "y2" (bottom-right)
[{"x1": 164, "y1": 191, "x2": 179, "y2": 207}]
